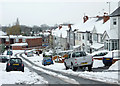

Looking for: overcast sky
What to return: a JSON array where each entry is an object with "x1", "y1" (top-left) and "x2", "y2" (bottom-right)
[{"x1": 0, "y1": 0, "x2": 119, "y2": 26}]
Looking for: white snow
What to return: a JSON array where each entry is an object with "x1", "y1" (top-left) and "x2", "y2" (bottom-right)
[
  {"x1": 52, "y1": 26, "x2": 70, "y2": 38},
  {"x1": 21, "y1": 53, "x2": 120, "y2": 84},
  {"x1": 0, "y1": 50, "x2": 48, "y2": 85},
  {"x1": 90, "y1": 42, "x2": 104, "y2": 49},
  {"x1": 11, "y1": 43, "x2": 28, "y2": 46},
  {"x1": 0, "y1": 31, "x2": 6, "y2": 36},
  {"x1": 0, "y1": 63, "x2": 48, "y2": 85}
]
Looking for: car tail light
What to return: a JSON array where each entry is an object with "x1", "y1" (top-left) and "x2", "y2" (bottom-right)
[
  {"x1": 44, "y1": 60, "x2": 46, "y2": 62},
  {"x1": 92, "y1": 57, "x2": 94, "y2": 61},
  {"x1": 75, "y1": 59, "x2": 77, "y2": 63},
  {"x1": 8, "y1": 63, "x2": 10, "y2": 66},
  {"x1": 22, "y1": 64, "x2": 24, "y2": 66}
]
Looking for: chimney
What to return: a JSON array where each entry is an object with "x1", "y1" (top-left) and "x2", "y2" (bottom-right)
[
  {"x1": 83, "y1": 16, "x2": 89, "y2": 23},
  {"x1": 59, "y1": 25, "x2": 62, "y2": 30},
  {"x1": 68, "y1": 24, "x2": 71, "y2": 29},
  {"x1": 103, "y1": 12, "x2": 109, "y2": 23}
]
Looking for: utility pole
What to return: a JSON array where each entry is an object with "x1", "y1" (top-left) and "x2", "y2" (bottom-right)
[{"x1": 107, "y1": 2, "x2": 111, "y2": 15}]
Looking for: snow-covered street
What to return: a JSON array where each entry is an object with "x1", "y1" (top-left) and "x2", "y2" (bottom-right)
[
  {"x1": 20, "y1": 51, "x2": 120, "y2": 84},
  {"x1": 0, "y1": 50, "x2": 48, "y2": 85}
]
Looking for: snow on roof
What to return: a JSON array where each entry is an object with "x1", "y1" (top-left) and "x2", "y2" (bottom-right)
[
  {"x1": 106, "y1": 28, "x2": 118, "y2": 39},
  {"x1": 0, "y1": 35, "x2": 42, "y2": 39},
  {"x1": 0, "y1": 31, "x2": 6, "y2": 36},
  {"x1": 52, "y1": 26, "x2": 70, "y2": 38},
  {"x1": 73, "y1": 18, "x2": 110, "y2": 34},
  {"x1": 91, "y1": 50, "x2": 109, "y2": 56},
  {"x1": 73, "y1": 45, "x2": 81, "y2": 49},
  {"x1": 11, "y1": 43, "x2": 28, "y2": 46},
  {"x1": 90, "y1": 42, "x2": 104, "y2": 49}
]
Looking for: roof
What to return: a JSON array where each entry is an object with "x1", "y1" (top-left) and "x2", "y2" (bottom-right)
[
  {"x1": 110, "y1": 6, "x2": 120, "y2": 16},
  {"x1": 0, "y1": 35, "x2": 42, "y2": 39},
  {"x1": 73, "y1": 45, "x2": 81, "y2": 49},
  {"x1": 52, "y1": 26, "x2": 70, "y2": 38},
  {"x1": 73, "y1": 18, "x2": 110, "y2": 34},
  {"x1": 106, "y1": 28, "x2": 118, "y2": 39},
  {"x1": 90, "y1": 42, "x2": 104, "y2": 50},
  {"x1": 11, "y1": 43, "x2": 28, "y2": 46},
  {"x1": 0, "y1": 31, "x2": 6, "y2": 36}
]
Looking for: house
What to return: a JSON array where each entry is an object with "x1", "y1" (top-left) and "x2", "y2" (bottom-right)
[
  {"x1": 102, "y1": 2, "x2": 120, "y2": 51},
  {"x1": 0, "y1": 35, "x2": 42, "y2": 50},
  {"x1": 52, "y1": 24, "x2": 72, "y2": 52},
  {"x1": 73, "y1": 16, "x2": 110, "y2": 53}
]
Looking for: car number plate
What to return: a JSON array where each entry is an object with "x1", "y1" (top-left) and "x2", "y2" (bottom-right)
[
  {"x1": 47, "y1": 62, "x2": 51, "y2": 63},
  {"x1": 81, "y1": 62, "x2": 88, "y2": 64},
  {"x1": 13, "y1": 64, "x2": 19, "y2": 65},
  {"x1": 106, "y1": 58, "x2": 110, "y2": 60}
]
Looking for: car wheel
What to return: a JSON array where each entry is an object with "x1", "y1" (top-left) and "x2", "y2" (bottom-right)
[
  {"x1": 71, "y1": 63, "x2": 77, "y2": 71},
  {"x1": 64, "y1": 63, "x2": 69, "y2": 70},
  {"x1": 88, "y1": 65, "x2": 92, "y2": 71},
  {"x1": 6, "y1": 68, "x2": 10, "y2": 72},
  {"x1": 22, "y1": 68, "x2": 24, "y2": 72}
]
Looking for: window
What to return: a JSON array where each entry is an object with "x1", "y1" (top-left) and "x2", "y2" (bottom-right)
[
  {"x1": 16, "y1": 38, "x2": 19, "y2": 42},
  {"x1": 113, "y1": 18, "x2": 117, "y2": 25},
  {"x1": 82, "y1": 34, "x2": 84, "y2": 40},
  {"x1": 22, "y1": 38, "x2": 26, "y2": 42},
  {"x1": 6, "y1": 38, "x2": 9, "y2": 42}
]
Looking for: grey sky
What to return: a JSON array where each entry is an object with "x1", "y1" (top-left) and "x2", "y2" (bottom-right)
[{"x1": 0, "y1": 0, "x2": 119, "y2": 26}]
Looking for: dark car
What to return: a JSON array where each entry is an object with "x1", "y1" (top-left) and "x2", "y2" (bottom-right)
[
  {"x1": 6, "y1": 58, "x2": 24, "y2": 72},
  {"x1": 42, "y1": 57, "x2": 54, "y2": 66},
  {"x1": 0, "y1": 55, "x2": 9, "y2": 63},
  {"x1": 7, "y1": 50, "x2": 13, "y2": 56}
]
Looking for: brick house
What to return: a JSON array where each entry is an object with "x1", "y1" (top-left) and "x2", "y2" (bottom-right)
[{"x1": 0, "y1": 35, "x2": 42, "y2": 50}]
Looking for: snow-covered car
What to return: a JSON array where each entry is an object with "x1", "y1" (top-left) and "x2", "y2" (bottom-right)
[
  {"x1": 92, "y1": 50, "x2": 109, "y2": 60},
  {"x1": 0, "y1": 55, "x2": 9, "y2": 63},
  {"x1": 42, "y1": 57, "x2": 54, "y2": 66},
  {"x1": 6, "y1": 58, "x2": 24, "y2": 72},
  {"x1": 103, "y1": 50, "x2": 120, "y2": 66},
  {"x1": 64, "y1": 51, "x2": 93, "y2": 71},
  {"x1": 26, "y1": 51, "x2": 34, "y2": 57}
]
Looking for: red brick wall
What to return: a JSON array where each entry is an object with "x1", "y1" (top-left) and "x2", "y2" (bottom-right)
[
  {"x1": 26, "y1": 38, "x2": 42, "y2": 47},
  {"x1": 12, "y1": 46, "x2": 23, "y2": 50}
]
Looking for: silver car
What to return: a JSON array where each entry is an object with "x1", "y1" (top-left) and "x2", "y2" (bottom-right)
[{"x1": 64, "y1": 51, "x2": 93, "y2": 71}]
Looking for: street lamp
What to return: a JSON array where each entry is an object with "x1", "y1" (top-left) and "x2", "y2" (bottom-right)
[{"x1": 107, "y1": 2, "x2": 111, "y2": 15}]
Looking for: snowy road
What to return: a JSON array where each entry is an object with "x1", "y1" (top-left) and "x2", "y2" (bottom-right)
[{"x1": 18, "y1": 53, "x2": 112, "y2": 85}]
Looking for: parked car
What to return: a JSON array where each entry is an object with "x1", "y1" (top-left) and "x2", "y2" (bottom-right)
[
  {"x1": 42, "y1": 57, "x2": 54, "y2": 66},
  {"x1": 27, "y1": 51, "x2": 33, "y2": 57},
  {"x1": 0, "y1": 55, "x2": 9, "y2": 63},
  {"x1": 7, "y1": 50, "x2": 13, "y2": 56},
  {"x1": 6, "y1": 58, "x2": 24, "y2": 72},
  {"x1": 64, "y1": 51, "x2": 93, "y2": 71},
  {"x1": 92, "y1": 50, "x2": 108, "y2": 59},
  {"x1": 103, "y1": 50, "x2": 120, "y2": 66}
]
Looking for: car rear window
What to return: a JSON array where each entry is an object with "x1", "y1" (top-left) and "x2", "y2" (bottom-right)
[
  {"x1": 72, "y1": 52, "x2": 86, "y2": 57},
  {"x1": 10, "y1": 59, "x2": 22, "y2": 63},
  {"x1": 43, "y1": 57, "x2": 51, "y2": 60}
]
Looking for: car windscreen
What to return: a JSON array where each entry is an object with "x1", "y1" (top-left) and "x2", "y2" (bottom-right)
[
  {"x1": 10, "y1": 59, "x2": 22, "y2": 63},
  {"x1": 43, "y1": 57, "x2": 51, "y2": 60},
  {"x1": 72, "y1": 52, "x2": 86, "y2": 57}
]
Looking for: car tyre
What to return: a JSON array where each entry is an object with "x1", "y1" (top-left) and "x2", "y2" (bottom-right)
[
  {"x1": 64, "y1": 63, "x2": 69, "y2": 70},
  {"x1": 88, "y1": 65, "x2": 92, "y2": 71},
  {"x1": 71, "y1": 63, "x2": 77, "y2": 71},
  {"x1": 22, "y1": 68, "x2": 24, "y2": 72},
  {"x1": 6, "y1": 68, "x2": 10, "y2": 72}
]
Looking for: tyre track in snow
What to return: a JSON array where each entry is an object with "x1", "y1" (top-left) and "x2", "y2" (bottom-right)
[
  {"x1": 18, "y1": 53, "x2": 114, "y2": 85},
  {"x1": 15, "y1": 53, "x2": 78, "y2": 84}
]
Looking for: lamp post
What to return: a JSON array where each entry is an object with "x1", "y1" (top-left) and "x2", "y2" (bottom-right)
[{"x1": 107, "y1": 2, "x2": 111, "y2": 15}]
